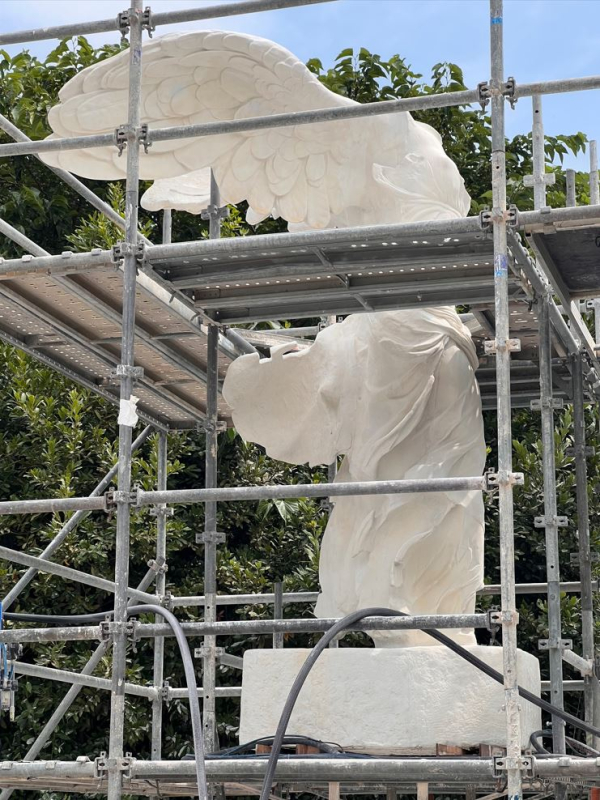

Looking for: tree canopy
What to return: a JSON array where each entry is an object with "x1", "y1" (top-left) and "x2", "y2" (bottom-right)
[{"x1": 0, "y1": 38, "x2": 597, "y2": 772}]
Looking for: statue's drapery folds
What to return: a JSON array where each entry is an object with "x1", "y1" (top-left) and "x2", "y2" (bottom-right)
[{"x1": 223, "y1": 308, "x2": 486, "y2": 647}]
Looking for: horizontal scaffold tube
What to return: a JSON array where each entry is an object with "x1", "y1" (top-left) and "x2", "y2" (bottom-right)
[
  {"x1": 11, "y1": 661, "x2": 240, "y2": 699},
  {"x1": 0, "y1": 496, "x2": 107, "y2": 515},
  {"x1": 138, "y1": 476, "x2": 488, "y2": 507},
  {"x1": 3, "y1": 203, "x2": 599, "y2": 283},
  {"x1": 12, "y1": 661, "x2": 157, "y2": 700},
  {"x1": 134, "y1": 755, "x2": 600, "y2": 782},
  {"x1": 0, "y1": 613, "x2": 490, "y2": 644},
  {"x1": 0, "y1": 0, "x2": 336, "y2": 45},
  {"x1": 1, "y1": 756, "x2": 599, "y2": 784},
  {"x1": 0, "y1": 545, "x2": 157, "y2": 604},
  {"x1": 170, "y1": 580, "x2": 597, "y2": 607},
  {"x1": 2, "y1": 74, "x2": 600, "y2": 159}
]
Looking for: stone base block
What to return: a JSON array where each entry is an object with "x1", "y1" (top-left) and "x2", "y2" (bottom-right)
[{"x1": 240, "y1": 646, "x2": 541, "y2": 753}]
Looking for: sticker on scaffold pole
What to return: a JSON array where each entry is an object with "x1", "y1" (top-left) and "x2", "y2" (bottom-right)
[{"x1": 495, "y1": 254, "x2": 509, "y2": 277}]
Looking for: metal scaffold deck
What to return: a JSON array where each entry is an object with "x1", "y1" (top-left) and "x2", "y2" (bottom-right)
[{"x1": 1, "y1": 0, "x2": 600, "y2": 798}]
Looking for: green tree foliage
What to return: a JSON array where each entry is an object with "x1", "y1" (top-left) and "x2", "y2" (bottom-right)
[{"x1": 0, "y1": 39, "x2": 597, "y2": 773}]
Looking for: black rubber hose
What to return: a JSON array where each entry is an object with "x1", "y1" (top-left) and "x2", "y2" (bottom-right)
[
  {"x1": 8, "y1": 606, "x2": 600, "y2": 784},
  {"x1": 3, "y1": 606, "x2": 208, "y2": 800},
  {"x1": 258, "y1": 607, "x2": 600, "y2": 800}
]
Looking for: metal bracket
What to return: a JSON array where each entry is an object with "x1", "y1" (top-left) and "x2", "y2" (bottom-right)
[
  {"x1": 148, "y1": 505, "x2": 174, "y2": 518},
  {"x1": 523, "y1": 173, "x2": 556, "y2": 188},
  {"x1": 159, "y1": 680, "x2": 170, "y2": 700},
  {"x1": 112, "y1": 241, "x2": 145, "y2": 263},
  {"x1": 99, "y1": 620, "x2": 136, "y2": 642},
  {"x1": 138, "y1": 123, "x2": 151, "y2": 154},
  {"x1": 141, "y1": 7, "x2": 155, "y2": 36},
  {"x1": 503, "y1": 76, "x2": 517, "y2": 108},
  {"x1": 530, "y1": 397, "x2": 564, "y2": 411},
  {"x1": 110, "y1": 364, "x2": 145, "y2": 381},
  {"x1": 198, "y1": 419, "x2": 227, "y2": 435},
  {"x1": 200, "y1": 204, "x2": 230, "y2": 222},
  {"x1": 116, "y1": 10, "x2": 131, "y2": 40},
  {"x1": 506, "y1": 204, "x2": 519, "y2": 226},
  {"x1": 95, "y1": 753, "x2": 133, "y2": 779},
  {"x1": 114, "y1": 124, "x2": 129, "y2": 156},
  {"x1": 538, "y1": 638, "x2": 573, "y2": 651},
  {"x1": 534, "y1": 515, "x2": 569, "y2": 528},
  {"x1": 493, "y1": 755, "x2": 534, "y2": 777},
  {"x1": 194, "y1": 645, "x2": 225, "y2": 659},
  {"x1": 147, "y1": 557, "x2": 168, "y2": 575},
  {"x1": 484, "y1": 338, "x2": 521, "y2": 355},
  {"x1": 161, "y1": 591, "x2": 174, "y2": 610},
  {"x1": 485, "y1": 471, "x2": 524, "y2": 489},
  {"x1": 489, "y1": 609, "x2": 519, "y2": 627},
  {"x1": 479, "y1": 209, "x2": 492, "y2": 230},
  {"x1": 196, "y1": 530, "x2": 226, "y2": 545},
  {"x1": 477, "y1": 81, "x2": 490, "y2": 109},
  {"x1": 105, "y1": 490, "x2": 138, "y2": 507}
]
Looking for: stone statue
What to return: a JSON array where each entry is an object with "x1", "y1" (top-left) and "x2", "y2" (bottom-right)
[
  {"x1": 43, "y1": 31, "x2": 542, "y2": 750},
  {"x1": 42, "y1": 31, "x2": 485, "y2": 648}
]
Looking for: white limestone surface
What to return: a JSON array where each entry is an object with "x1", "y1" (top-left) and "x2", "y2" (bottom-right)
[
  {"x1": 224, "y1": 310, "x2": 486, "y2": 649},
  {"x1": 40, "y1": 31, "x2": 471, "y2": 231},
  {"x1": 240, "y1": 647, "x2": 541, "y2": 752}
]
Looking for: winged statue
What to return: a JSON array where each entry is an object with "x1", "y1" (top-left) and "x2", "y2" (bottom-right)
[{"x1": 42, "y1": 31, "x2": 486, "y2": 649}]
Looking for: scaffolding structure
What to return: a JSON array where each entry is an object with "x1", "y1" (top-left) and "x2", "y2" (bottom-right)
[{"x1": 1, "y1": 0, "x2": 600, "y2": 797}]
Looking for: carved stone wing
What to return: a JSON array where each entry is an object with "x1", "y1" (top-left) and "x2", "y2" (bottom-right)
[{"x1": 41, "y1": 31, "x2": 374, "y2": 229}]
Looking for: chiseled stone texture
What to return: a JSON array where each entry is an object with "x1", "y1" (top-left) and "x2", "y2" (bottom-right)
[{"x1": 240, "y1": 646, "x2": 541, "y2": 752}]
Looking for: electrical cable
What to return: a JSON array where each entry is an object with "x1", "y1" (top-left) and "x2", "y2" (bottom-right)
[
  {"x1": 257, "y1": 607, "x2": 600, "y2": 800},
  {"x1": 127, "y1": 606, "x2": 208, "y2": 800},
  {"x1": 7, "y1": 604, "x2": 600, "y2": 795},
  {"x1": 5, "y1": 605, "x2": 208, "y2": 800}
]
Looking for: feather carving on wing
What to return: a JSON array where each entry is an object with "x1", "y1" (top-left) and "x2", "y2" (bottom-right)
[{"x1": 41, "y1": 31, "x2": 471, "y2": 229}]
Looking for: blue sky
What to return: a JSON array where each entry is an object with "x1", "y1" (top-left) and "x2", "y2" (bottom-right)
[{"x1": 2, "y1": 0, "x2": 600, "y2": 170}]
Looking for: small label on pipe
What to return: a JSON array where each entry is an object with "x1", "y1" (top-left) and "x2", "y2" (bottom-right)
[
  {"x1": 118, "y1": 395, "x2": 139, "y2": 427},
  {"x1": 494, "y1": 254, "x2": 509, "y2": 277}
]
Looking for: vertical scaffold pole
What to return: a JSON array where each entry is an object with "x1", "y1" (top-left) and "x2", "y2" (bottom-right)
[
  {"x1": 151, "y1": 431, "x2": 169, "y2": 758},
  {"x1": 566, "y1": 169, "x2": 577, "y2": 208},
  {"x1": 591, "y1": 141, "x2": 600, "y2": 206},
  {"x1": 531, "y1": 95, "x2": 547, "y2": 209},
  {"x1": 538, "y1": 297, "x2": 566, "y2": 756},
  {"x1": 107, "y1": 3, "x2": 144, "y2": 799},
  {"x1": 489, "y1": 2, "x2": 522, "y2": 797},
  {"x1": 572, "y1": 355, "x2": 600, "y2": 747},
  {"x1": 201, "y1": 171, "x2": 223, "y2": 755}
]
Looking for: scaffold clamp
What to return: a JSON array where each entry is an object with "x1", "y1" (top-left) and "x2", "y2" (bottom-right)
[
  {"x1": 194, "y1": 645, "x2": 225, "y2": 659},
  {"x1": 530, "y1": 397, "x2": 564, "y2": 411},
  {"x1": 483, "y1": 338, "x2": 521, "y2": 355},
  {"x1": 147, "y1": 557, "x2": 168, "y2": 575},
  {"x1": 503, "y1": 76, "x2": 517, "y2": 108},
  {"x1": 99, "y1": 620, "x2": 137, "y2": 642},
  {"x1": 485, "y1": 471, "x2": 524, "y2": 489},
  {"x1": 95, "y1": 753, "x2": 133, "y2": 779},
  {"x1": 489, "y1": 609, "x2": 519, "y2": 627},
  {"x1": 112, "y1": 241, "x2": 145, "y2": 263},
  {"x1": 197, "y1": 530, "x2": 226, "y2": 545},
  {"x1": 534, "y1": 515, "x2": 569, "y2": 528},
  {"x1": 149, "y1": 505, "x2": 174, "y2": 519},
  {"x1": 538, "y1": 638, "x2": 573, "y2": 651},
  {"x1": 141, "y1": 7, "x2": 155, "y2": 36},
  {"x1": 477, "y1": 81, "x2": 490, "y2": 109},
  {"x1": 493, "y1": 755, "x2": 534, "y2": 777}
]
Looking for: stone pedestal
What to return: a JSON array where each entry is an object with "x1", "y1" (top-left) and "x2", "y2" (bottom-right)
[{"x1": 240, "y1": 646, "x2": 541, "y2": 753}]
